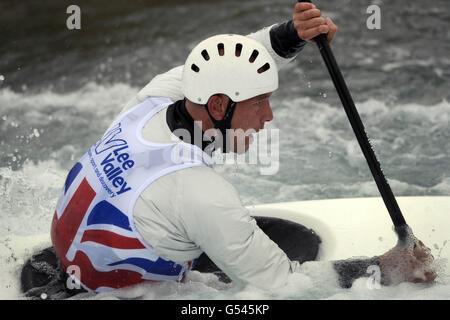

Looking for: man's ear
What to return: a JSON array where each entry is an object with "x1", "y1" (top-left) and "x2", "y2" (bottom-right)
[{"x1": 206, "y1": 94, "x2": 228, "y2": 121}]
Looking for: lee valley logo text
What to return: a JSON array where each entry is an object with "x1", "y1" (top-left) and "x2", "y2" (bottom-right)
[
  {"x1": 180, "y1": 304, "x2": 269, "y2": 317},
  {"x1": 89, "y1": 122, "x2": 135, "y2": 197}
]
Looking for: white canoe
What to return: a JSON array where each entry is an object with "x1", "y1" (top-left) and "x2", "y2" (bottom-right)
[{"x1": 248, "y1": 196, "x2": 450, "y2": 263}]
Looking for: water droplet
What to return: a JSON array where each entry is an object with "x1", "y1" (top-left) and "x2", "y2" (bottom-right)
[{"x1": 40, "y1": 293, "x2": 47, "y2": 300}]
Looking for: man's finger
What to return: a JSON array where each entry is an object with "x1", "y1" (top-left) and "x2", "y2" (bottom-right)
[
  {"x1": 294, "y1": 2, "x2": 316, "y2": 13},
  {"x1": 413, "y1": 241, "x2": 434, "y2": 262},
  {"x1": 411, "y1": 270, "x2": 437, "y2": 283},
  {"x1": 326, "y1": 18, "x2": 338, "y2": 43},
  {"x1": 294, "y1": 8, "x2": 322, "y2": 21},
  {"x1": 297, "y1": 24, "x2": 329, "y2": 41},
  {"x1": 425, "y1": 271, "x2": 438, "y2": 282},
  {"x1": 294, "y1": 17, "x2": 326, "y2": 30}
]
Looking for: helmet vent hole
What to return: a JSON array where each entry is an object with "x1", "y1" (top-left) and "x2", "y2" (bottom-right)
[
  {"x1": 201, "y1": 50, "x2": 210, "y2": 61},
  {"x1": 235, "y1": 43, "x2": 242, "y2": 57},
  {"x1": 218, "y1": 43, "x2": 224, "y2": 56},
  {"x1": 191, "y1": 64, "x2": 200, "y2": 72},
  {"x1": 257, "y1": 63, "x2": 271, "y2": 74},
  {"x1": 249, "y1": 50, "x2": 259, "y2": 63}
]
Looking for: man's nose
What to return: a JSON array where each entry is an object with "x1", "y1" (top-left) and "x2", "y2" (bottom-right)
[{"x1": 262, "y1": 102, "x2": 274, "y2": 122}]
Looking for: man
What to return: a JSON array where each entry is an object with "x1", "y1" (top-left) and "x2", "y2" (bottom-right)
[{"x1": 21, "y1": 3, "x2": 435, "y2": 298}]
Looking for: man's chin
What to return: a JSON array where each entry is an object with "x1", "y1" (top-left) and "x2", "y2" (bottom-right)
[{"x1": 232, "y1": 136, "x2": 252, "y2": 154}]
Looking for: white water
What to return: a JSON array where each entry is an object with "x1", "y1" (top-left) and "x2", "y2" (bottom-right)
[
  {"x1": 1, "y1": 232, "x2": 448, "y2": 300},
  {"x1": 1, "y1": 84, "x2": 449, "y2": 299}
]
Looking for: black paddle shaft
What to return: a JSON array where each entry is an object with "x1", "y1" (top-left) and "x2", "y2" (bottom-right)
[{"x1": 297, "y1": 1, "x2": 408, "y2": 238}]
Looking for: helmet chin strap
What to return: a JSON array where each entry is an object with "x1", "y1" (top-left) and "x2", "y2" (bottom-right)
[{"x1": 205, "y1": 98, "x2": 237, "y2": 152}]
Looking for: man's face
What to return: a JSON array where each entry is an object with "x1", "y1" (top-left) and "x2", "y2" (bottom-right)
[{"x1": 229, "y1": 93, "x2": 274, "y2": 154}]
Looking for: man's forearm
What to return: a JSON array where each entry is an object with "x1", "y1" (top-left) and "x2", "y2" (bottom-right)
[
  {"x1": 270, "y1": 20, "x2": 307, "y2": 59},
  {"x1": 333, "y1": 256, "x2": 389, "y2": 288}
]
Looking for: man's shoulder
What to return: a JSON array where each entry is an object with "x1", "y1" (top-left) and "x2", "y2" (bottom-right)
[
  {"x1": 145, "y1": 165, "x2": 240, "y2": 207},
  {"x1": 180, "y1": 166, "x2": 237, "y2": 192},
  {"x1": 143, "y1": 165, "x2": 237, "y2": 195},
  {"x1": 178, "y1": 167, "x2": 245, "y2": 218},
  {"x1": 138, "y1": 165, "x2": 244, "y2": 224},
  {"x1": 172, "y1": 166, "x2": 238, "y2": 200}
]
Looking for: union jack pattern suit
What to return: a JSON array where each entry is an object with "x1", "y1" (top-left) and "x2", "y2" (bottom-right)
[{"x1": 51, "y1": 97, "x2": 213, "y2": 292}]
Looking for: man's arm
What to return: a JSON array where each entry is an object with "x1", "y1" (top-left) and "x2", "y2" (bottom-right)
[
  {"x1": 179, "y1": 168, "x2": 302, "y2": 290},
  {"x1": 333, "y1": 256, "x2": 384, "y2": 288},
  {"x1": 245, "y1": 21, "x2": 306, "y2": 71},
  {"x1": 179, "y1": 170, "x2": 438, "y2": 290}
]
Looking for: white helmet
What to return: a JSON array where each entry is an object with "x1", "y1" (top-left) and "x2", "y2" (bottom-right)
[{"x1": 182, "y1": 34, "x2": 278, "y2": 104}]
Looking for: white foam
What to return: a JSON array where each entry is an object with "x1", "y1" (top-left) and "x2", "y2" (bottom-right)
[
  {"x1": 0, "y1": 83, "x2": 138, "y2": 137},
  {"x1": 0, "y1": 234, "x2": 51, "y2": 300},
  {"x1": 73, "y1": 259, "x2": 449, "y2": 300},
  {"x1": 382, "y1": 58, "x2": 435, "y2": 72},
  {"x1": 0, "y1": 160, "x2": 66, "y2": 237},
  {"x1": 1, "y1": 86, "x2": 449, "y2": 299},
  {"x1": 0, "y1": 186, "x2": 448, "y2": 300}
]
